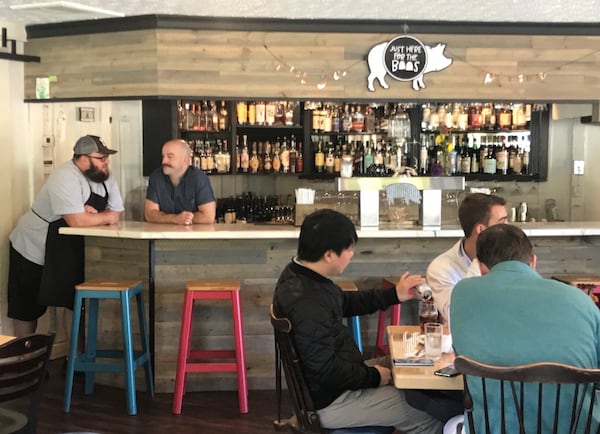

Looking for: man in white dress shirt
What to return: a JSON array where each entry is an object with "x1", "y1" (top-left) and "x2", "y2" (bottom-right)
[{"x1": 426, "y1": 193, "x2": 507, "y2": 321}]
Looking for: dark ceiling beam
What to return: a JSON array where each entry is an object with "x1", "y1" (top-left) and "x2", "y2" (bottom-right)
[{"x1": 26, "y1": 14, "x2": 600, "y2": 39}]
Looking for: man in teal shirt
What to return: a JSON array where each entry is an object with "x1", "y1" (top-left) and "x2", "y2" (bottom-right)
[{"x1": 451, "y1": 224, "x2": 600, "y2": 434}]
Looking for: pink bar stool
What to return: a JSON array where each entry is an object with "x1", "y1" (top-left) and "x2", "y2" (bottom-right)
[
  {"x1": 374, "y1": 277, "x2": 401, "y2": 357},
  {"x1": 172, "y1": 279, "x2": 248, "y2": 415}
]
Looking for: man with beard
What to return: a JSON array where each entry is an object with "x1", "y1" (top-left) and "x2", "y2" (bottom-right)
[
  {"x1": 8, "y1": 135, "x2": 123, "y2": 336},
  {"x1": 144, "y1": 139, "x2": 215, "y2": 225}
]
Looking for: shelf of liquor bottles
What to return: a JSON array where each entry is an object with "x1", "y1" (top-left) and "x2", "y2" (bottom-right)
[
  {"x1": 165, "y1": 99, "x2": 548, "y2": 181},
  {"x1": 304, "y1": 101, "x2": 548, "y2": 181}
]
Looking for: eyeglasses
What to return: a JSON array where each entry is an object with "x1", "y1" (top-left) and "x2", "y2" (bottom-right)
[{"x1": 87, "y1": 155, "x2": 109, "y2": 162}]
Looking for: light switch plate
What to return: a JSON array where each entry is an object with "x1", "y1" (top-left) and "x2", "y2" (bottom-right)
[{"x1": 573, "y1": 160, "x2": 584, "y2": 175}]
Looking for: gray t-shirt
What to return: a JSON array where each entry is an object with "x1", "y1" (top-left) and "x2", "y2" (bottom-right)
[{"x1": 9, "y1": 160, "x2": 124, "y2": 265}]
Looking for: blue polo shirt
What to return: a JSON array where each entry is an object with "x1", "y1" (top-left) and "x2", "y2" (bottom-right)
[{"x1": 146, "y1": 166, "x2": 215, "y2": 214}]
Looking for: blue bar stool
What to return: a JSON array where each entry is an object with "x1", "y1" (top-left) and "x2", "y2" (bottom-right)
[
  {"x1": 64, "y1": 280, "x2": 155, "y2": 415},
  {"x1": 336, "y1": 280, "x2": 363, "y2": 353}
]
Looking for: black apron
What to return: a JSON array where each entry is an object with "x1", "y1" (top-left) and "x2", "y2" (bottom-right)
[{"x1": 37, "y1": 183, "x2": 109, "y2": 309}]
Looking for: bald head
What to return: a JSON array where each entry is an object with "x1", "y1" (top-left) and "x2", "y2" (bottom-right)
[{"x1": 161, "y1": 139, "x2": 192, "y2": 184}]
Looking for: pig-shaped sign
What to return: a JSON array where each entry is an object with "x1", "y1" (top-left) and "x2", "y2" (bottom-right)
[{"x1": 367, "y1": 36, "x2": 452, "y2": 92}]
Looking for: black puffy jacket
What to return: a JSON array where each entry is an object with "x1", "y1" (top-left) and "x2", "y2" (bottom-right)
[{"x1": 273, "y1": 260, "x2": 400, "y2": 409}]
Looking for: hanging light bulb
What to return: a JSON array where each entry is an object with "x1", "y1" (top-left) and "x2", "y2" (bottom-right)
[
  {"x1": 342, "y1": 70, "x2": 348, "y2": 77},
  {"x1": 274, "y1": 64, "x2": 282, "y2": 71},
  {"x1": 483, "y1": 72, "x2": 494, "y2": 85},
  {"x1": 538, "y1": 72, "x2": 547, "y2": 81},
  {"x1": 333, "y1": 70, "x2": 341, "y2": 81},
  {"x1": 289, "y1": 66, "x2": 295, "y2": 73},
  {"x1": 518, "y1": 74, "x2": 525, "y2": 83},
  {"x1": 300, "y1": 78, "x2": 307, "y2": 85},
  {"x1": 317, "y1": 76, "x2": 327, "y2": 90}
]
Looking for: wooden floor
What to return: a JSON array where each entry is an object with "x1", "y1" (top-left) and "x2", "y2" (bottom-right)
[{"x1": 7, "y1": 358, "x2": 286, "y2": 434}]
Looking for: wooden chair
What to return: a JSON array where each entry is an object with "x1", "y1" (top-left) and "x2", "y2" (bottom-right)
[
  {"x1": 454, "y1": 355, "x2": 600, "y2": 434},
  {"x1": 270, "y1": 305, "x2": 394, "y2": 434},
  {"x1": 0, "y1": 333, "x2": 55, "y2": 434}
]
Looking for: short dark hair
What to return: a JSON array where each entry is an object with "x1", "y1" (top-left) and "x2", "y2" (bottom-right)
[
  {"x1": 297, "y1": 209, "x2": 358, "y2": 262},
  {"x1": 458, "y1": 193, "x2": 506, "y2": 237},
  {"x1": 476, "y1": 224, "x2": 533, "y2": 269}
]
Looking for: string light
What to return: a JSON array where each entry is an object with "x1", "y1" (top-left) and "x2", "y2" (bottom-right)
[{"x1": 263, "y1": 44, "x2": 359, "y2": 89}]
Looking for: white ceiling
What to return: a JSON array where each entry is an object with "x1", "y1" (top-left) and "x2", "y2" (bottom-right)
[{"x1": 1, "y1": 0, "x2": 600, "y2": 27}]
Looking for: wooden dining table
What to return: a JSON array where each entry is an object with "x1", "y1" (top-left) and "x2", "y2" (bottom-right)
[
  {"x1": 387, "y1": 325, "x2": 463, "y2": 390},
  {"x1": 0, "y1": 335, "x2": 16, "y2": 346}
]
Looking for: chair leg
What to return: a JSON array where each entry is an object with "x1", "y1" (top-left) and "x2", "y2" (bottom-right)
[
  {"x1": 136, "y1": 289, "x2": 155, "y2": 397},
  {"x1": 231, "y1": 291, "x2": 248, "y2": 414},
  {"x1": 64, "y1": 294, "x2": 83, "y2": 413},
  {"x1": 172, "y1": 291, "x2": 194, "y2": 414},
  {"x1": 84, "y1": 298, "x2": 99, "y2": 395},
  {"x1": 120, "y1": 290, "x2": 137, "y2": 415}
]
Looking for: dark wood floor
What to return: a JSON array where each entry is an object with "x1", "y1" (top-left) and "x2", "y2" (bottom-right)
[{"x1": 7, "y1": 358, "x2": 286, "y2": 434}]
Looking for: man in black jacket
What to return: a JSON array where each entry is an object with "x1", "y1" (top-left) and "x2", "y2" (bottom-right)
[{"x1": 273, "y1": 209, "x2": 442, "y2": 433}]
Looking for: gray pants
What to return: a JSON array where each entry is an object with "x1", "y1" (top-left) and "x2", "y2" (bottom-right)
[{"x1": 317, "y1": 385, "x2": 443, "y2": 434}]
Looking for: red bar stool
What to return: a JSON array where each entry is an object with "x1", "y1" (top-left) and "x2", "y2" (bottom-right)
[
  {"x1": 374, "y1": 277, "x2": 401, "y2": 357},
  {"x1": 172, "y1": 279, "x2": 248, "y2": 415}
]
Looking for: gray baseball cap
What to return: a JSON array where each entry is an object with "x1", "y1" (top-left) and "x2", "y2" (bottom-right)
[{"x1": 73, "y1": 135, "x2": 117, "y2": 155}]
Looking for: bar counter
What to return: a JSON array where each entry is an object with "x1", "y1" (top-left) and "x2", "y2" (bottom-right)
[{"x1": 60, "y1": 221, "x2": 600, "y2": 393}]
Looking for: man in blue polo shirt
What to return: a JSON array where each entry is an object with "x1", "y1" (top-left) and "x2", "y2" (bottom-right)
[{"x1": 145, "y1": 139, "x2": 216, "y2": 225}]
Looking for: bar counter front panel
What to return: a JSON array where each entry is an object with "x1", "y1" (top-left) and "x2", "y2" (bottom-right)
[{"x1": 61, "y1": 222, "x2": 600, "y2": 393}]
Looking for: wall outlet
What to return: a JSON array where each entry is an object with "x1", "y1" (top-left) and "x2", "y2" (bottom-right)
[{"x1": 573, "y1": 160, "x2": 584, "y2": 175}]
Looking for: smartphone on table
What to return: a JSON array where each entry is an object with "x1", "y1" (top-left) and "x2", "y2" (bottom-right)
[{"x1": 434, "y1": 364, "x2": 459, "y2": 377}]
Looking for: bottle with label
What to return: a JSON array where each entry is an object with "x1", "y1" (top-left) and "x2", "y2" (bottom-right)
[
  {"x1": 249, "y1": 142, "x2": 259, "y2": 174},
  {"x1": 470, "y1": 137, "x2": 480, "y2": 174},
  {"x1": 285, "y1": 103, "x2": 294, "y2": 126},
  {"x1": 272, "y1": 142, "x2": 281, "y2": 173},
  {"x1": 325, "y1": 145, "x2": 335, "y2": 174},
  {"x1": 353, "y1": 141, "x2": 364, "y2": 175},
  {"x1": 314, "y1": 141, "x2": 325, "y2": 173},
  {"x1": 240, "y1": 135, "x2": 249, "y2": 173},
  {"x1": 255, "y1": 101, "x2": 266, "y2": 125},
  {"x1": 247, "y1": 101, "x2": 256, "y2": 125},
  {"x1": 468, "y1": 103, "x2": 483, "y2": 131},
  {"x1": 363, "y1": 142, "x2": 374, "y2": 172},
  {"x1": 460, "y1": 136, "x2": 471, "y2": 174},
  {"x1": 341, "y1": 104, "x2": 352, "y2": 133},
  {"x1": 236, "y1": 101, "x2": 247, "y2": 125},
  {"x1": 295, "y1": 142, "x2": 304, "y2": 174},
  {"x1": 333, "y1": 145, "x2": 342, "y2": 174},
  {"x1": 289, "y1": 136, "x2": 297, "y2": 174},
  {"x1": 352, "y1": 105, "x2": 365, "y2": 133},
  {"x1": 497, "y1": 104, "x2": 512, "y2": 130},
  {"x1": 280, "y1": 137, "x2": 290, "y2": 173},
  {"x1": 483, "y1": 147, "x2": 497, "y2": 174},
  {"x1": 419, "y1": 140, "x2": 429, "y2": 175},
  {"x1": 219, "y1": 101, "x2": 228, "y2": 131},
  {"x1": 263, "y1": 141, "x2": 272, "y2": 173},
  {"x1": 496, "y1": 136, "x2": 508, "y2": 175},
  {"x1": 265, "y1": 101, "x2": 276, "y2": 126}
]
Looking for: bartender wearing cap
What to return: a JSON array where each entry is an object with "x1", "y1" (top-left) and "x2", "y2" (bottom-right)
[{"x1": 8, "y1": 135, "x2": 123, "y2": 337}]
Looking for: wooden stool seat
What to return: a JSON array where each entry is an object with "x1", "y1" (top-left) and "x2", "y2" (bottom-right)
[
  {"x1": 186, "y1": 280, "x2": 241, "y2": 291},
  {"x1": 173, "y1": 279, "x2": 248, "y2": 415},
  {"x1": 335, "y1": 280, "x2": 362, "y2": 353},
  {"x1": 64, "y1": 280, "x2": 154, "y2": 416}
]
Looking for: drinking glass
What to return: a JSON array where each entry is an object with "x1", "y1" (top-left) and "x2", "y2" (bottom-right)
[
  {"x1": 418, "y1": 300, "x2": 438, "y2": 335},
  {"x1": 424, "y1": 322, "x2": 443, "y2": 360}
]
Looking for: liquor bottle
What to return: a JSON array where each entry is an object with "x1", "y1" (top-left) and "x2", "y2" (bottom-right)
[
  {"x1": 468, "y1": 103, "x2": 483, "y2": 131},
  {"x1": 295, "y1": 142, "x2": 304, "y2": 174},
  {"x1": 210, "y1": 101, "x2": 219, "y2": 132},
  {"x1": 205, "y1": 143, "x2": 215, "y2": 173},
  {"x1": 496, "y1": 136, "x2": 508, "y2": 175},
  {"x1": 275, "y1": 102, "x2": 285, "y2": 126},
  {"x1": 247, "y1": 101, "x2": 256, "y2": 125},
  {"x1": 280, "y1": 137, "x2": 290, "y2": 173},
  {"x1": 351, "y1": 105, "x2": 365, "y2": 133},
  {"x1": 507, "y1": 136, "x2": 517, "y2": 174},
  {"x1": 263, "y1": 141, "x2": 272, "y2": 172},
  {"x1": 272, "y1": 142, "x2": 282, "y2": 173},
  {"x1": 513, "y1": 149, "x2": 523, "y2": 175},
  {"x1": 312, "y1": 105, "x2": 322, "y2": 131},
  {"x1": 177, "y1": 101, "x2": 186, "y2": 130},
  {"x1": 497, "y1": 104, "x2": 512, "y2": 130},
  {"x1": 365, "y1": 106, "x2": 376, "y2": 133},
  {"x1": 185, "y1": 103, "x2": 195, "y2": 130},
  {"x1": 219, "y1": 101, "x2": 228, "y2": 131},
  {"x1": 470, "y1": 137, "x2": 480, "y2": 174},
  {"x1": 325, "y1": 144, "x2": 335, "y2": 174},
  {"x1": 331, "y1": 105, "x2": 341, "y2": 133},
  {"x1": 483, "y1": 147, "x2": 497, "y2": 174},
  {"x1": 374, "y1": 142, "x2": 384, "y2": 166},
  {"x1": 419, "y1": 140, "x2": 428, "y2": 175},
  {"x1": 249, "y1": 142, "x2": 259, "y2": 174},
  {"x1": 240, "y1": 135, "x2": 249, "y2": 173},
  {"x1": 314, "y1": 141, "x2": 325, "y2": 173},
  {"x1": 236, "y1": 101, "x2": 247, "y2": 125},
  {"x1": 459, "y1": 136, "x2": 471, "y2": 174},
  {"x1": 289, "y1": 138, "x2": 297, "y2": 174},
  {"x1": 255, "y1": 101, "x2": 266, "y2": 125},
  {"x1": 333, "y1": 145, "x2": 341, "y2": 174},
  {"x1": 522, "y1": 150, "x2": 530, "y2": 175},
  {"x1": 285, "y1": 102, "x2": 294, "y2": 126},
  {"x1": 200, "y1": 141, "x2": 209, "y2": 172},
  {"x1": 215, "y1": 140, "x2": 228, "y2": 174},
  {"x1": 353, "y1": 141, "x2": 364, "y2": 175},
  {"x1": 223, "y1": 139, "x2": 231, "y2": 172},
  {"x1": 341, "y1": 104, "x2": 352, "y2": 133},
  {"x1": 322, "y1": 104, "x2": 332, "y2": 132},
  {"x1": 265, "y1": 101, "x2": 276, "y2": 126},
  {"x1": 363, "y1": 141, "x2": 374, "y2": 172}
]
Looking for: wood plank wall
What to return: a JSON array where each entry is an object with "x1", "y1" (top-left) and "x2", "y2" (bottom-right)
[
  {"x1": 82, "y1": 234, "x2": 600, "y2": 393},
  {"x1": 24, "y1": 29, "x2": 600, "y2": 101}
]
